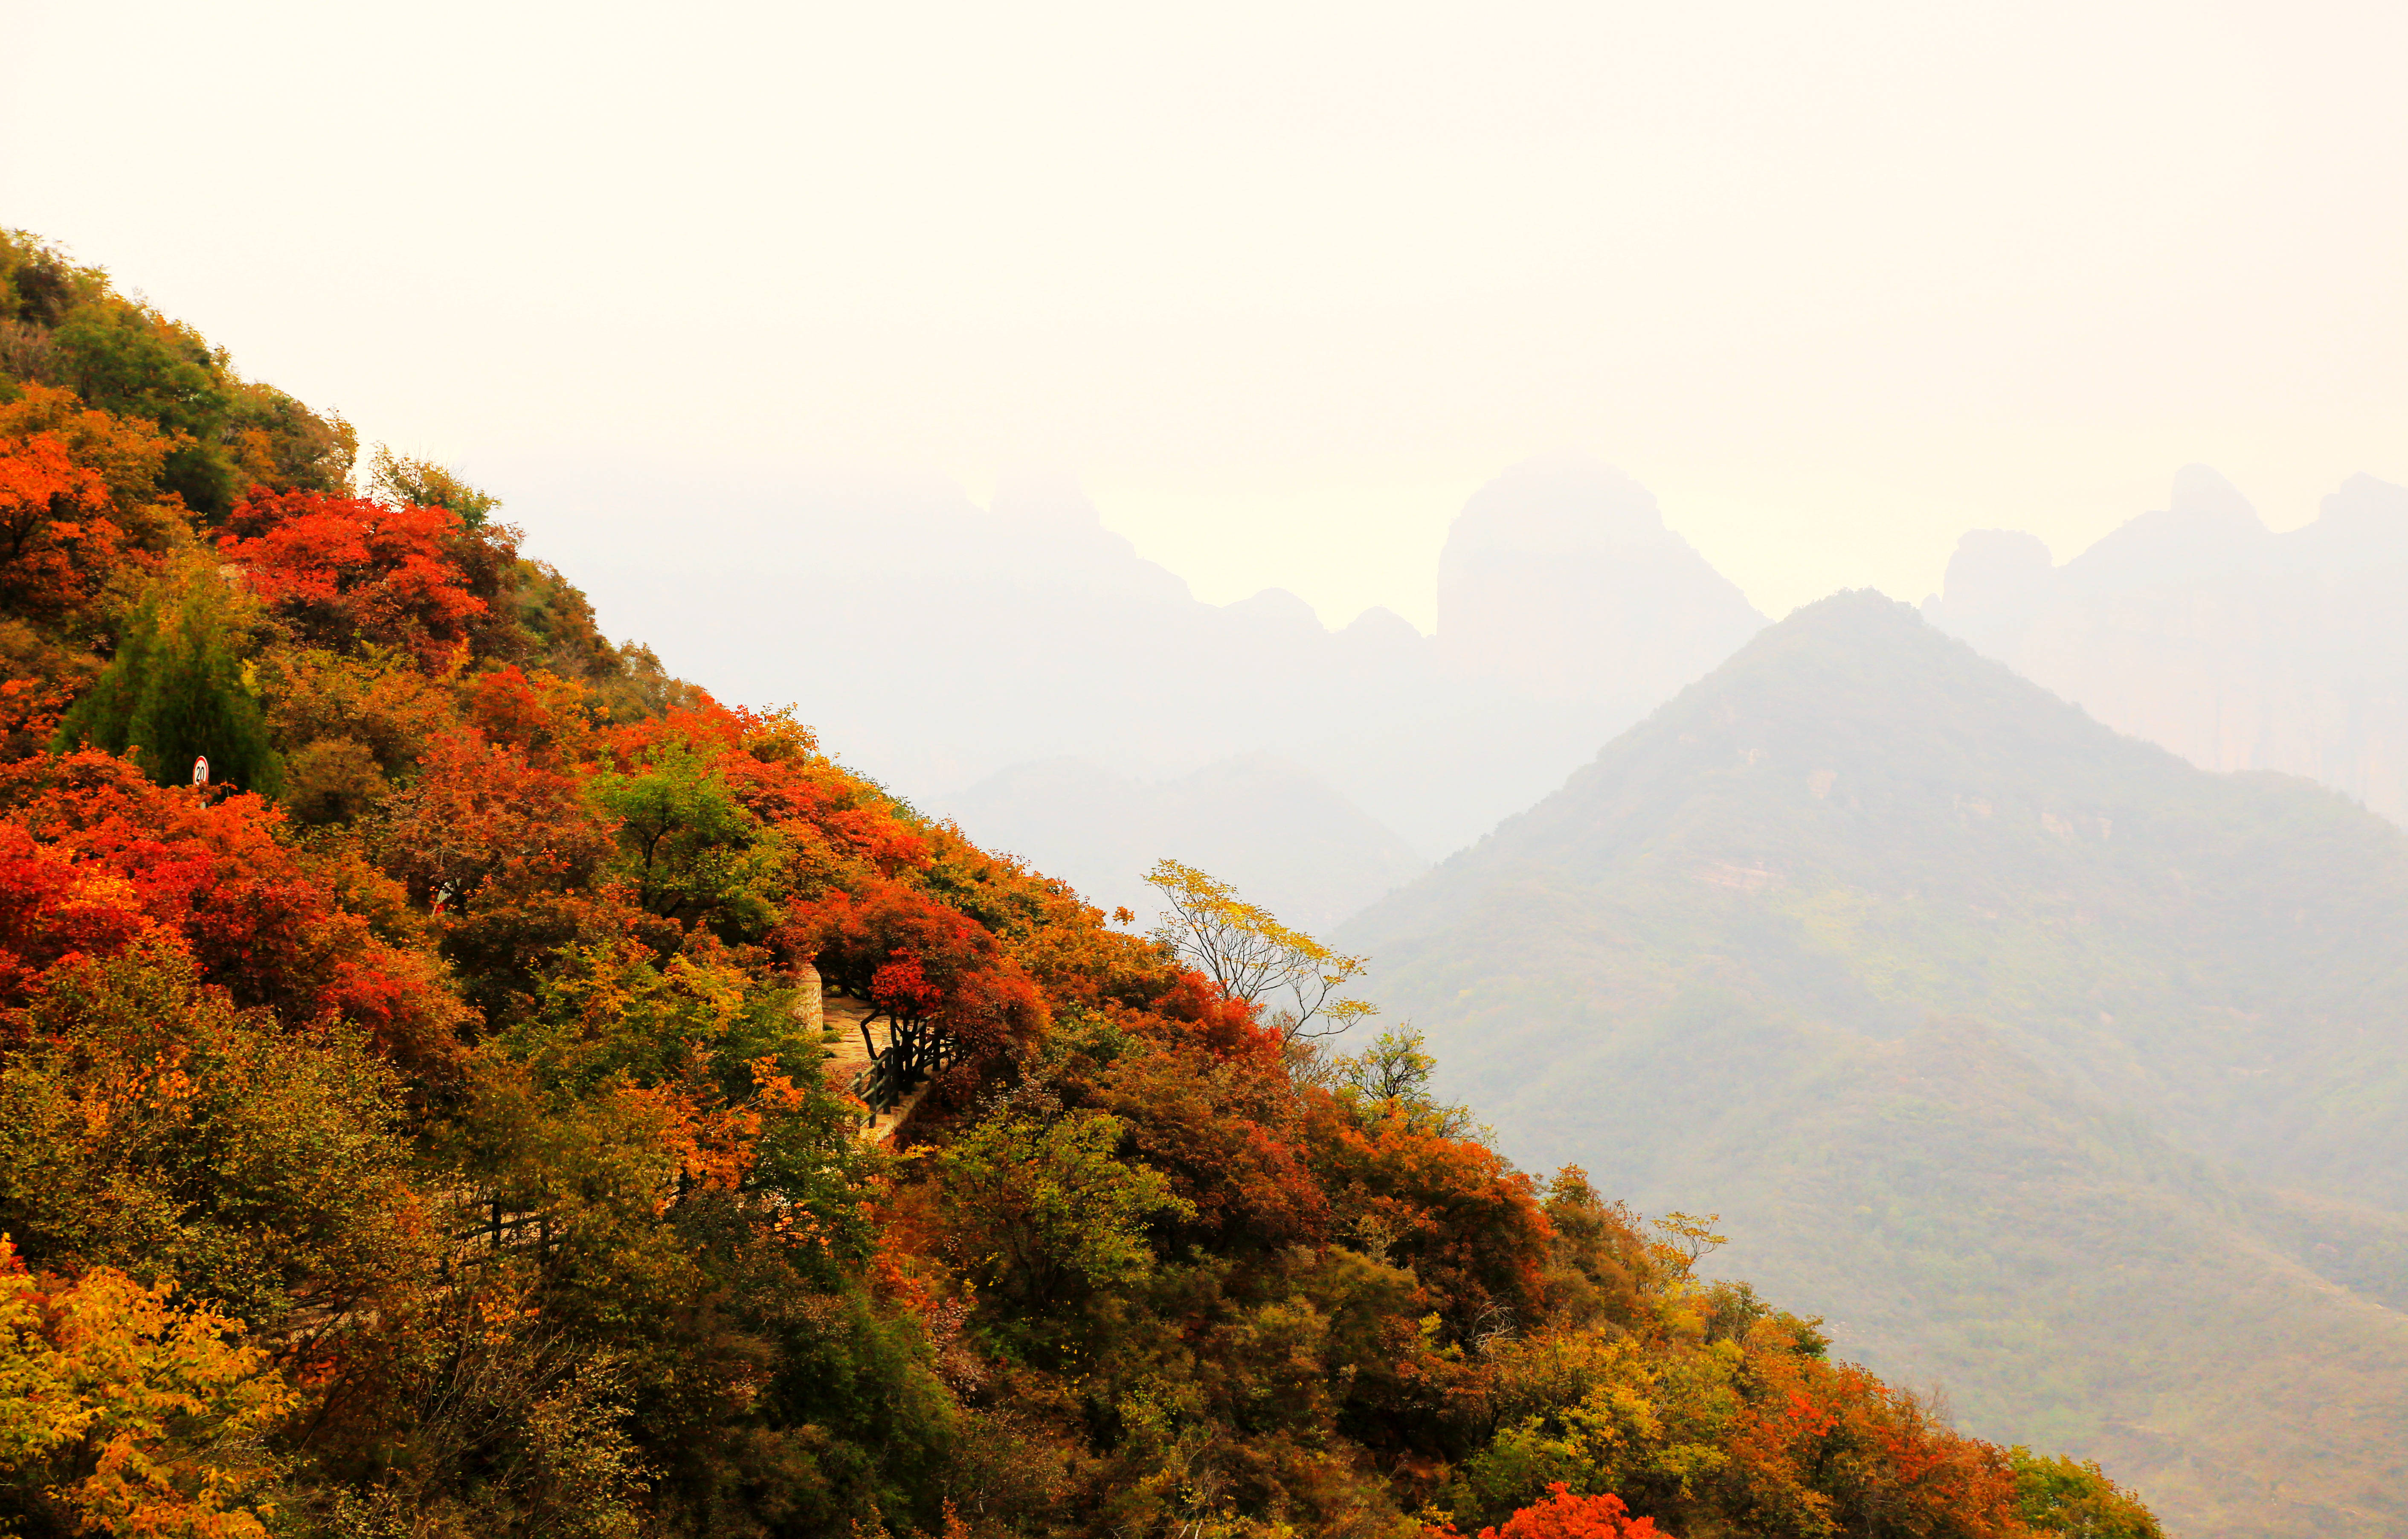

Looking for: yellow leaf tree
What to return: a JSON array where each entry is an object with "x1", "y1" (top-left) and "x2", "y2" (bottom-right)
[
  {"x1": 0, "y1": 1235, "x2": 294, "y2": 1539},
  {"x1": 1143, "y1": 858, "x2": 1379, "y2": 1042}
]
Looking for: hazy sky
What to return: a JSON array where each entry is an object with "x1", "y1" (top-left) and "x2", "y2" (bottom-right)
[{"x1": 8, "y1": 0, "x2": 2407, "y2": 630}]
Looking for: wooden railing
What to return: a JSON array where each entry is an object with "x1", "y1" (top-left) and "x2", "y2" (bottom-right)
[
  {"x1": 438, "y1": 1196, "x2": 555, "y2": 1280},
  {"x1": 848, "y1": 1015, "x2": 958, "y2": 1117}
]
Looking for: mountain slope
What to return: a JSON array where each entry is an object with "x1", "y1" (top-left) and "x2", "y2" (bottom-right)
[
  {"x1": 1340, "y1": 591, "x2": 2408, "y2": 1537},
  {"x1": 0, "y1": 229, "x2": 2170, "y2": 1539}
]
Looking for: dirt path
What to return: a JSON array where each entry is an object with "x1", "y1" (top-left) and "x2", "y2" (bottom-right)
[{"x1": 814, "y1": 983, "x2": 933, "y2": 1144}]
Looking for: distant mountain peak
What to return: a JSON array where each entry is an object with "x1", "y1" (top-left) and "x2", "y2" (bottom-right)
[
  {"x1": 1924, "y1": 530, "x2": 2055, "y2": 652},
  {"x1": 1436, "y1": 457, "x2": 1764, "y2": 704},
  {"x1": 2167, "y1": 463, "x2": 2259, "y2": 527},
  {"x1": 1441, "y1": 454, "x2": 1677, "y2": 559},
  {"x1": 1224, "y1": 586, "x2": 1327, "y2": 635},
  {"x1": 1919, "y1": 467, "x2": 2408, "y2": 831},
  {"x1": 2312, "y1": 471, "x2": 2408, "y2": 542},
  {"x1": 1340, "y1": 604, "x2": 1422, "y2": 638},
  {"x1": 1337, "y1": 604, "x2": 1428, "y2": 654},
  {"x1": 1778, "y1": 586, "x2": 1927, "y2": 630}
]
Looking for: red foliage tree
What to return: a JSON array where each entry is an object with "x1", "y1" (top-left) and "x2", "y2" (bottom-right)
[
  {"x1": 0, "y1": 432, "x2": 122, "y2": 625},
  {"x1": 216, "y1": 489, "x2": 503, "y2": 668},
  {"x1": 0, "y1": 386, "x2": 182, "y2": 630},
  {"x1": 465, "y1": 664, "x2": 551, "y2": 748},
  {"x1": 0, "y1": 818, "x2": 156, "y2": 998},
  {"x1": 1733, "y1": 1352, "x2": 2025, "y2": 1537},
  {"x1": 1308, "y1": 1092, "x2": 1553, "y2": 1328},
  {"x1": 601, "y1": 701, "x2": 934, "y2": 879},
  {"x1": 376, "y1": 728, "x2": 624, "y2": 1025},
  {"x1": 0, "y1": 748, "x2": 464, "y2": 1071},
  {"x1": 1478, "y1": 1485, "x2": 1658, "y2": 1539},
  {"x1": 870, "y1": 954, "x2": 945, "y2": 1022},
  {"x1": 787, "y1": 873, "x2": 1048, "y2": 1070},
  {"x1": 1091, "y1": 1025, "x2": 1327, "y2": 1251},
  {"x1": 1139, "y1": 969, "x2": 1285, "y2": 1065}
]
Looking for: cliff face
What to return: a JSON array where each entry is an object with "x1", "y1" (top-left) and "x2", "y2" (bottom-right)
[{"x1": 1925, "y1": 468, "x2": 2408, "y2": 825}]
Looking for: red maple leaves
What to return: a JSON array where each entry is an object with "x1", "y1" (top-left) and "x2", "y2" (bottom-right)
[{"x1": 217, "y1": 490, "x2": 491, "y2": 668}]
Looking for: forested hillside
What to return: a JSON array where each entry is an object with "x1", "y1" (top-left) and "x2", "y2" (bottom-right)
[
  {"x1": 0, "y1": 230, "x2": 2154, "y2": 1539},
  {"x1": 1342, "y1": 592, "x2": 2408, "y2": 1538}
]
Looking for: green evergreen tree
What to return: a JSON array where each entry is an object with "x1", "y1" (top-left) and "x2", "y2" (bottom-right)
[{"x1": 55, "y1": 572, "x2": 284, "y2": 797}]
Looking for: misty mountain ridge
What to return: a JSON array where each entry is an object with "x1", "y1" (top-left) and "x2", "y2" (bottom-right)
[
  {"x1": 566, "y1": 448, "x2": 2408, "y2": 946},
  {"x1": 1337, "y1": 591, "x2": 2408, "y2": 1536},
  {"x1": 1926, "y1": 464, "x2": 2408, "y2": 828},
  {"x1": 560, "y1": 454, "x2": 1767, "y2": 923},
  {"x1": 1439, "y1": 456, "x2": 1763, "y2": 703}
]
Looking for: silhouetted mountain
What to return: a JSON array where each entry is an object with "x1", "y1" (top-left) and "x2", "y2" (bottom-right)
[
  {"x1": 1340, "y1": 592, "x2": 2408, "y2": 1538},
  {"x1": 1926, "y1": 466, "x2": 2408, "y2": 826}
]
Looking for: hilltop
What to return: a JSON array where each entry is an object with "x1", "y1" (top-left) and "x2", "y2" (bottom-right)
[{"x1": 1342, "y1": 591, "x2": 2408, "y2": 1536}]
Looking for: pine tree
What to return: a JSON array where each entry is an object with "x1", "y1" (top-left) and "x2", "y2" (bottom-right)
[{"x1": 55, "y1": 568, "x2": 284, "y2": 796}]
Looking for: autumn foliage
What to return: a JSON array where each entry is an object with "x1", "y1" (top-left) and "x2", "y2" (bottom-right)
[
  {"x1": 0, "y1": 1236, "x2": 294, "y2": 1539},
  {"x1": 0, "y1": 383, "x2": 179, "y2": 633},
  {"x1": 217, "y1": 488, "x2": 504, "y2": 668},
  {"x1": 0, "y1": 749, "x2": 462, "y2": 1068},
  {"x1": 0, "y1": 227, "x2": 2162, "y2": 1539},
  {"x1": 1476, "y1": 1485, "x2": 1658, "y2": 1539}
]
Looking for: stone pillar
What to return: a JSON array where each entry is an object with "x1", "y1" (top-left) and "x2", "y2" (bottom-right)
[{"x1": 796, "y1": 961, "x2": 824, "y2": 1032}]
